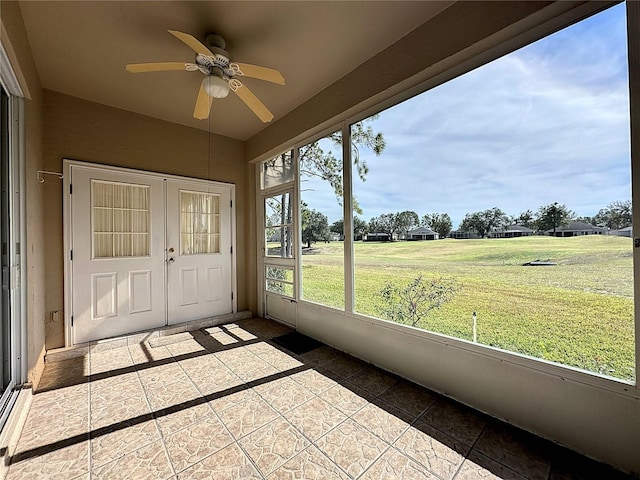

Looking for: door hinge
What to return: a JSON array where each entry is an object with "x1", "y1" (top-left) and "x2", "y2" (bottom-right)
[
  {"x1": 231, "y1": 292, "x2": 234, "y2": 300},
  {"x1": 230, "y1": 246, "x2": 233, "y2": 254},
  {"x1": 71, "y1": 315, "x2": 74, "y2": 326},
  {"x1": 69, "y1": 184, "x2": 72, "y2": 194},
  {"x1": 70, "y1": 250, "x2": 73, "y2": 261},
  {"x1": 230, "y1": 200, "x2": 232, "y2": 208}
]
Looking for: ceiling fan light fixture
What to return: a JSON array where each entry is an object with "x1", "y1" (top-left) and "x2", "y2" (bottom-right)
[{"x1": 202, "y1": 75, "x2": 229, "y2": 98}]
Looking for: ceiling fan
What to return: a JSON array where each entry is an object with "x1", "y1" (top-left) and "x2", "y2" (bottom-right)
[{"x1": 125, "y1": 30, "x2": 285, "y2": 122}]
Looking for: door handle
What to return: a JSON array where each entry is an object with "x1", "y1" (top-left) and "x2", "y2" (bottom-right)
[{"x1": 167, "y1": 257, "x2": 175, "y2": 263}]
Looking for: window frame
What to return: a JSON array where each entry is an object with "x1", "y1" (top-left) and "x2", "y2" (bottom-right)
[{"x1": 254, "y1": 0, "x2": 640, "y2": 395}]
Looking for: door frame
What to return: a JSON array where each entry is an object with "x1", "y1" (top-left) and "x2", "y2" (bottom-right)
[{"x1": 63, "y1": 159, "x2": 237, "y2": 346}]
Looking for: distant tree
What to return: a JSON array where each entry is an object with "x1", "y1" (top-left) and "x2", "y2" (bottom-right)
[
  {"x1": 421, "y1": 213, "x2": 452, "y2": 239},
  {"x1": 394, "y1": 211, "x2": 420, "y2": 239},
  {"x1": 594, "y1": 200, "x2": 632, "y2": 230},
  {"x1": 353, "y1": 216, "x2": 368, "y2": 240},
  {"x1": 330, "y1": 219, "x2": 344, "y2": 237},
  {"x1": 514, "y1": 210, "x2": 536, "y2": 228},
  {"x1": 536, "y1": 202, "x2": 574, "y2": 234},
  {"x1": 299, "y1": 118, "x2": 385, "y2": 214},
  {"x1": 459, "y1": 207, "x2": 509, "y2": 238},
  {"x1": 575, "y1": 215, "x2": 595, "y2": 225},
  {"x1": 301, "y1": 204, "x2": 330, "y2": 248}
]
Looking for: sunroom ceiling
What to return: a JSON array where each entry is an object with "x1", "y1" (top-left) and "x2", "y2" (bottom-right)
[{"x1": 18, "y1": 1, "x2": 453, "y2": 140}]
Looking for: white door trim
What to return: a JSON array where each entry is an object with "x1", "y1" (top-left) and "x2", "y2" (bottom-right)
[{"x1": 63, "y1": 159, "x2": 237, "y2": 346}]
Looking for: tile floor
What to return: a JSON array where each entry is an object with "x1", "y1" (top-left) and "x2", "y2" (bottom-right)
[{"x1": 5, "y1": 318, "x2": 635, "y2": 480}]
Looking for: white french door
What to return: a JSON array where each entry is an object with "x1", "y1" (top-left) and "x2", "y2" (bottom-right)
[
  {"x1": 67, "y1": 162, "x2": 235, "y2": 344},
  {"x1": 166, "y1": 180, "x2": 232, "y2": 324}
]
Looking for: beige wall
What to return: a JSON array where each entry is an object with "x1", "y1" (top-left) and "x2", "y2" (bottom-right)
[
  {"x1": 2, "y1": 2, "x2": 47, "y2": 386},
  {"x1": 42, "y1": 90, "x2": 252, "y2": 349}
]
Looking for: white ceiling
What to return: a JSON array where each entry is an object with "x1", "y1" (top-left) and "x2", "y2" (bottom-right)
[{"x1": 18, "y1": 1, "x2": 453, "y2": 140}]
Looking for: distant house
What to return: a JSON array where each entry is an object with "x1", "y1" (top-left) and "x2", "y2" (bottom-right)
[
  {"x1": 449, "y1": 230, "x2": 482, "y2": 240},
  {"x1": 490, "y1": 225, "x2": 535, "y2": 238},
  {"x1": 407, "y1": 226, "x2": 439, "y2": 241},
  {"x1": 547, "y1": 221, "x2": 606, "y2": 237},
  {"x1": 364, "y1": 232, "x2": 394, "y2": 242},
  {"x1": 610, "y1": 226, "x2": 632, "y2": 237}
]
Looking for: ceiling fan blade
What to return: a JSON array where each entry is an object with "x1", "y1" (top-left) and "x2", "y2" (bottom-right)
[
  {"x1": 233, "y1": 63, "x2": 285, "y2": 85},
  {"x1": 168, "y1": 30, "x2": 214, "y2": 56},
  {"x1": 125, "y1": 62, "x2": 191, "y2": 73},
  {"x1": 193, "y1": 84, "x2": 213, "y2": 120},
  {"x1": 234, "y1": 83, "x2": 274, "y2": 123}
]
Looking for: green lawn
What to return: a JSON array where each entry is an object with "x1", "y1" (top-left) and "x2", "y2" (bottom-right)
[{"x1": 299, "y1": 235, "x2": 635, "y2": 381}]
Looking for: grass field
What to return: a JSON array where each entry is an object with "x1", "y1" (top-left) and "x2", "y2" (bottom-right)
[{"x1": 298, "y1": 235, "x2": 635, "y2": 381}]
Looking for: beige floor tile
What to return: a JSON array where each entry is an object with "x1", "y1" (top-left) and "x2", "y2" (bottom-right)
[
  {"x1": 474, "y1": 423, "x2": 551, "y2": 480},
  {"x1": 213, "y1": 347, "x2": 259, "y2": 370},
  {"x1": 284, "y1": 397, "x2": 347, "y2": 442},
  {"x1": 298, "y1": 346, "x2": 341, "y2": 367},
  {"x1": 208, "y1": 384, "x2": 257, "y2": 413},
  {"x1": 321, "y1": 354, "x2": 368, "y2": 380},
  {"x1": 245, "y1": 340, "x2": 281, "y2": 356},
  {"x1": 377, "y1": 381, "x2": 437, "y2": 417},
  {"x1": 289, "y1": 368, "x2": 338, "y2": 394},
  {"x1": 420, "y1": 400, "x2": 486, "y2": 447},
  {"x1": 319, "y1": 384, "x2": 370, "y2": 416},
  {"x1": 352, "y1": 401, "x2": 415, "y2": 444},
  {"x1": 90, "y1": 373, "x2": 146, "y2": 408},
  {"x1": 348, "y1": 367, "x2": 398, "y2": 397},
  {"x1": 394, "y1": 422, "x2": 469, "y2": 479},
  {"x1": 128, "y1": 344, "x2": 174, "y2": 365},
  {"x1": 361, "y1": 447, "x2": 440, "y2": 480},
  {"x1": 255, "y1": 349, "x2": 304, "y2": 371},
  {"x1": 316, "y1": 418, "x2": 389, "y2": 478},
  {"x1": 155, "y1": 402, "x2": 214, "y2": 437},
  {"x1": 164, "y1": 414, "x2": 234, "y2": 472},
  {"x1": 165, "y1": 339, "x2": 208, "y2": 357},
  {"x1": 138, "y1": 361, "x2": 189, "y2": 391},
  {"x1": 455, "y1": 451, "x2": 528, "y2": 480},
  {"x1": 240, "y1": 417, "x2": 310, "y2": 476},
  {"x1": 36, "y1": 358, "x2": 89, "y2": 392},
  {"x1": 91, "y1": 415, "x2": 160, "y2": 467},
  {"x1": 90, "y1": 369, "x2": 140, "y2": 392},
  {"x1": 18, "y1": 406, "x2": 89, "y2": 453},
  {"x1": 91, "y1": 440, "x2": 174, "y2": 479},
  {"x1": 255, "y1": 378, "x2": 315, "y2": 415},
  {"x1": 217, "y1": 394, "x2": 279, "y2": 439},
  {"x1": 6, "y1": 438, "x2": 89, "y2": 480},
  {"x1": 90, "y1": 395, "x2": 152, "y2": 430},
  {"x1": 30, "y1": 381, "x2": 89, "y2": 407},
  {"x1": 145, "y1": 380, "x2": 203, "y2": 413},
  {"x1": 176, "y1": 443, "x2": 261, "y2": 479},
  {"x1": 187, "y1": 366, "x2": 239, "y2": 396},
  {"x1": 268, "y1": 445, "x2": 349, "y2": 480},
  {"x1": 90, "y1": 348, "x2": 134, "y2": 375}
]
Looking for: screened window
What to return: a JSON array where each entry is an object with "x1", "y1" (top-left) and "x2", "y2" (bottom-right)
[
  {"x1": 265, "y1": 192, "x2": 294, "y2": 258},
  {"x1": 180, "y1": 191, "x2": 220, "y2": 255},
  {"x1": 261, "y1": 151, "x2": 294, "y2": 190},
  {"x1": 92, "y1": 181, "x2": 150, "y2": 258},
  {"x1": 266, "y1": 266, "x2": 294, "y2": 298}
]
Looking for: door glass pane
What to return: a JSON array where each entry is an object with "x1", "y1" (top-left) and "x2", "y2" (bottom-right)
[
  {"x1": 0, "y1": 86, "x2": 11, "y2": 392},
  {"x1": 92, "y1": 181, "x2": 150, "y2": 258},
  {"x1": 180, "y1": 191, "x2": 220, "y2": 255}
]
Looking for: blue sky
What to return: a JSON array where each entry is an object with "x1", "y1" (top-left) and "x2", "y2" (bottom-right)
[{"x1": 302, "y1": 3, "x2": 631, "y2": 228}]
